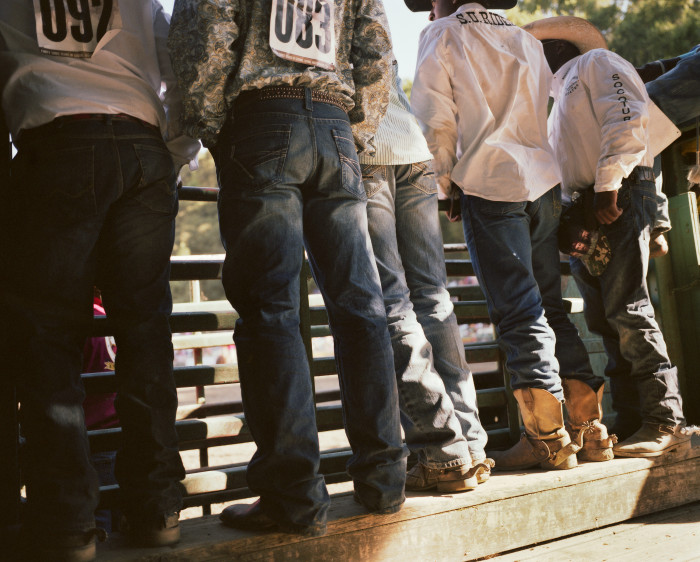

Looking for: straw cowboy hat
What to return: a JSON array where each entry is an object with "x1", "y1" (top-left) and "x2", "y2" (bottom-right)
[
  {"x1": 404, "y1": 0, "x2": 517, "y2": 12},
  {"x1": 522, "y1": 16, "x2": 607, "y2": 53}
]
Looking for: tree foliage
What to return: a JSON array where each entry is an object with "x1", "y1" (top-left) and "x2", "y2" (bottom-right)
[{"x1": 512, "y1": 0, "x2": 700, "y2": 65}]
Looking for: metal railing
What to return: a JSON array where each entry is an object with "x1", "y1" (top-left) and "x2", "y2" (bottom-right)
[{"x1": 0, "y1": 140, "x2": 587, "y2": 525}]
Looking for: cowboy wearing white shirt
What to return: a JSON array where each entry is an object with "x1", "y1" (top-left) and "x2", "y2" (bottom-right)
[
  {"x1": 524, "y1": 16, "x2": 689, "y2": 458},
  {"x1": 410, "y1": 0, "x2": 614, "y2": 472}
]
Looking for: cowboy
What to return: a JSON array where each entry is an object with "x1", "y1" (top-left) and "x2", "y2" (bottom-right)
[
  {"x1": 524, "y1": 16, "x2": 690, "y2": 457},
  {"x1": 169, "y1": 0, "x2": 407, "y2": 536},
  {"x1": 360, "y1": 58, "x2": 492, "y2": 492},
  {"x1": 0, "y1": 0, "x2": 199, "y2": 558},
  {"x1": 409, "y1": 0, "x2": 614, "y2": 471}
]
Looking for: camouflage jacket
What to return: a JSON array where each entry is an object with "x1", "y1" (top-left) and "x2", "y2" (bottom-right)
[{"x1": 168, "y1": 0, "x2": 393, "y2": 150}]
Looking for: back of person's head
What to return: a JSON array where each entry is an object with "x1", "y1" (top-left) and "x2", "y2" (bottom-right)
[{"x1": 541, "y1": 39, "x2": 581, "y2": 73}]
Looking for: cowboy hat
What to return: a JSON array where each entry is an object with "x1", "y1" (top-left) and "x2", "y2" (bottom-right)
[
  {"x1": 522, "y1": 16, "x2": 607, "y2": 54},
  {"x1": 404, "y1": 0, "x2": 517, "y2": 12}
]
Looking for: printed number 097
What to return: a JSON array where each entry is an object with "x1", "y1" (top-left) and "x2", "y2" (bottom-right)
[{"x1": 40, "y1": 0, "x2": 113, "y2": 44}]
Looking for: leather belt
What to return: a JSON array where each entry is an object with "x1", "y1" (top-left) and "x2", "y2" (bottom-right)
[
  {"x1": 235, "y1": 86, "x2": 348, "y2": 113},
  {"x1": 624, "y1": 166, "x2": 655, "y2": 184}
]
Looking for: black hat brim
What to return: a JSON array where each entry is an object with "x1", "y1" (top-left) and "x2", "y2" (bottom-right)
[{"x1": 404, "y1": 0, "x2": 517, "y2": 12}]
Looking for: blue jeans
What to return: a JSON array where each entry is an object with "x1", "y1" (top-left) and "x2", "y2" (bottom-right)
[
  {"x1": 213, "y1": 92, "x2": 406, "y2": 530},
  {"x1": 363, "y1": 162, "x2": 487, "y2": 467},
  {"x1": 0, "y1": 116, "x2": 185, "y2": 534},
  {"x1": 647, "y1": 46, "x2": 700, "y2": 126},
  {"x1": 461, "y1": 187, "x2": 600, "y2": 398},
  {"x1": 570, "y1": 176, "x2": 685, "y2": 428}
]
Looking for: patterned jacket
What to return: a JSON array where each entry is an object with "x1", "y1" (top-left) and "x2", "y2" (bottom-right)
[{"x1": 168, "y1": 0, "x2": 393, "y2": 151}]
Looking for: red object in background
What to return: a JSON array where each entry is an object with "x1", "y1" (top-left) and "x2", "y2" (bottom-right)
[{"x1": 83, "y1": 298, "x2": 119, "y2": 430}]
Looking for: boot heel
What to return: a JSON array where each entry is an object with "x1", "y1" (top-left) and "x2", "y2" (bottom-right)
[
  {"x1": 578, "y1": 448, "x2": 614, "y2": 462},
  {"x1": 436, "y1": 475, "x2": 478, "y2": 493},
  {"x1": 541, "y1": 454, "x2": 578, "y2": 470}
]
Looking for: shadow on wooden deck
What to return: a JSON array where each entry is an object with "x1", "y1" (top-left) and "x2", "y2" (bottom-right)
[{"x1": 97, "y1": 437, "x2": 700, "y2": 561}]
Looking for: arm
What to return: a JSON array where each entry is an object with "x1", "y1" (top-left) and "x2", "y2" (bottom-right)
[
  {"x1": 153, "y1": 1, "x2": 201, "y2": 169},
  {"x1": 167, "y1": 0, "x2": 240, "y2": 148},
  {"x1": 411, "y1": 27, "x2": 458, "y2": 200},
  {"x1": 581, "y1": 51, "x2": 650, "y2": 223},
  {"x1": 349, "y1": 0, "x2": 393, "y2": 154}
]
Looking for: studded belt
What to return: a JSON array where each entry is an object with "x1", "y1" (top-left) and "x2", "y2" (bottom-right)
[{"x1": 235, "y1": 86, "x2": 348, "y2": 113}]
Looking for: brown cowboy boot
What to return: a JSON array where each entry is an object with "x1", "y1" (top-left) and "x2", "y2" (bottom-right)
[
  {"x1": 563, "y1": 379, "x2": 617, "y2": 462},
  {"x1": 614, "y1": 423, "x2": 692, "y2": 457},
  {"x1": 491, "y1": 388, "x2": 580, "y2": 471}
]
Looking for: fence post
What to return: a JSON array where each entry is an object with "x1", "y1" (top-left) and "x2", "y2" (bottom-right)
[{"x1": 0, "y1": 116, "x2": 21, "y2": 529}]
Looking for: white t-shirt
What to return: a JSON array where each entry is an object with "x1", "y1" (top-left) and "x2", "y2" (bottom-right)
[
  {"x1": 411, "y1": 3, "x2": 560, "y2": 201},
  {"x1": 548, "y1": 49, "x2": 653, "y2": 199},
  {"x1": 0, "y1": 0, "x2": 199, "y2": 167}
]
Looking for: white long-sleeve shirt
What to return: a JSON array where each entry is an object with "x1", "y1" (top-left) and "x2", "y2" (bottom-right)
[
  {"x1": 410, "y1": 3, "x2": 560, "y2": 201},
  {"x1": 548, "y1": 49, "x2": 653, "y2": 199},
  {"x1": 0, "y1": 0, "x2": 199, "y2": 168}
]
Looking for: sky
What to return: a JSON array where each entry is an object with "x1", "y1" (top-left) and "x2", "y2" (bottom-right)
[{"x1": 159, "y1": 1, "x2": 431, "y2": 80}]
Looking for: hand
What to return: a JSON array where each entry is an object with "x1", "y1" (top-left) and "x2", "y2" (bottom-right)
[
  {"x1": 445, "y1": 182, "x2": 462, "y2": 222},
  {"x1": 594, "y1": 190, "x2": 622, "y2": 224}
]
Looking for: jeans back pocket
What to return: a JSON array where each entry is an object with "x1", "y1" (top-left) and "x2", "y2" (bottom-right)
[
  {"x1": 332, "y1": 128, "x2": 365, "y2": 200},
  {"x1": 223, "y1": 123, "x2": 291, "y2": 192}
]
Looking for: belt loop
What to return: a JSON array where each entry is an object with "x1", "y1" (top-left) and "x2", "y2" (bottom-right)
[{"x1": 304, "y1": 87, "x2": 313, "y2": 111}]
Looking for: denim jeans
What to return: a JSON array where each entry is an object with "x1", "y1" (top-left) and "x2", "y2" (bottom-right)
[
  {"x1": 570, "y1": 176, "x2": 685, "y2": 427},
  {"x1": 363, "y1": 162, "x2": 487, "y2": 467},
  {"x1": 461, "y1": 187, "x2": 598, "y2": 399},
  {"x1": 214, "y1": 92, "x2": 406, "y2": 529},
  {"x1": 647, "y1": 46, "x2": 700, "y2": 126},
  {"x1": 0, "y1": 116, "x2": 185, "y2": 533}
]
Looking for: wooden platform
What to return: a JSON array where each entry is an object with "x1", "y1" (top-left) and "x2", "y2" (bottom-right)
[{"x1": 97, "y1": 437, "x2": 700, "y2": 561}]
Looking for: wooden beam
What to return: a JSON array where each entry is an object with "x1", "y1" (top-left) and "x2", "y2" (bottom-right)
[{"x1": 96, "y1": 440, "x2": 700, "y2": 561}]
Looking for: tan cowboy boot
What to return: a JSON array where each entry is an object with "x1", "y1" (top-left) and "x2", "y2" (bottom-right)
[
  {"x1": 563, "y1": 379, "x2": 617, "y2": 462},
  {"x1": 613, "y1": 423, "x2": 691, "y2": 457},
  {"x1": 491, "y1": 388, "x2": 580, "y2": 471}
]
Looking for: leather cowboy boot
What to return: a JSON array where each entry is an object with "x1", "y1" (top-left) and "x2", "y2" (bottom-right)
[
  {"x1": 491, "y1": 388, "x2": 580, "y2": 471},
  {"x1": 562, "y1": 379, "x2": 617, "y2": 462},
  {"x1": 613, "y1": 423, "x2": 691, "y2": 457}
]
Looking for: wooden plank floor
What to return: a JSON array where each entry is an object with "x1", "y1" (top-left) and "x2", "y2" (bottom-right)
[
  {"x1": 491, "y1": 500, "x2": 700, "y2": 561},
  {"x1": 98, "y1": 437, "x2": 700, "y2": 561}
]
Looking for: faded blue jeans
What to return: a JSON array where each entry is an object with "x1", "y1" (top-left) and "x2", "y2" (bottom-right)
[
  {"x1": 363, "y1": 162, "x2": 488, "y2": 467},
  {"x1": 0, "y1": 116, "x2": 185, "y2": 534},
  {"x1": 214, "y1": 92, "x2": 406, "y2": 531},
  {"x1": 461, "y1": 186, "x2": 601, "y2": 397},
  {"x1": 570, "y1": 174, "x2": 686, "y2": 431},
  {"x1": 647, "y1": 45, "x2": 700, "y2": 126}
]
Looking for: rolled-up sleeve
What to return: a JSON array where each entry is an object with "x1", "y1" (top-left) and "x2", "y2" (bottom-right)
[
  {"x1": 411, "y1": 28, "x2": 458, "y2": 199},
  {"x1": 154, "y1": 3, "x2": 201, "y2": 168},
  {"x1": 168, "y1": 0, "x2": 240, "y2": 148},
  {"x1": 349, "y1": 0, "x2": 392, "y2": 154},
  {"x1": 582, "y1": 52, "x2": 650, "y2": 192}
]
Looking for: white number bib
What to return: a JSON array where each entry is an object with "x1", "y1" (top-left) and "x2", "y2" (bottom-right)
[
  {"x1": 269, "y1": 0, "x2": 336, "y2": 71},
  {"x1": 33, "y1": 0, "x2": 121, "y2": 58}
]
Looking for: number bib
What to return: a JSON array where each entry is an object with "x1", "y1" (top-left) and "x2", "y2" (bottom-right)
[
  {"x1": 33, "y1": 0, "x2": 121, "y2": 58},
  {"x1": 269, "y1": 0, "x2": 336, "y2": 71}
]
